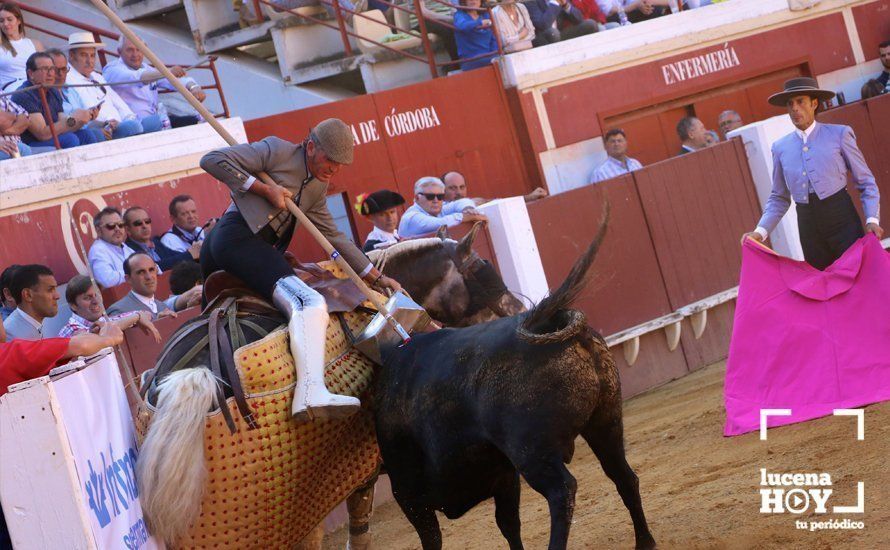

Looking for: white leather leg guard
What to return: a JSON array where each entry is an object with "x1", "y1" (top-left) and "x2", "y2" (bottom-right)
[{"x1": 272, "y1": 275, "x2": 360, "y2": 422}]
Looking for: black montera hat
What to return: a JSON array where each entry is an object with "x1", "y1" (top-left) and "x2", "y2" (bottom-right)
[
  {"x1": 767, "y1": 77, "x2": 836, "y2": 107},
  {"x1": 356, "y1": 190, "x2": 406, "y2": 215}
]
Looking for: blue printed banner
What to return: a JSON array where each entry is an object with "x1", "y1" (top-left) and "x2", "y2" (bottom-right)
[{"x1": 53, "y1": 353, "x2": 161, "y2": 550}]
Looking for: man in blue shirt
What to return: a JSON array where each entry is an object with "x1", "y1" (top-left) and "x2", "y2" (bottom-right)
[
  {"x1": 10, "y1": 52, "x2": 99, "y2": 149},
  {"x1": 742, "y1": 78, "x2": 882, "y2": 270}
]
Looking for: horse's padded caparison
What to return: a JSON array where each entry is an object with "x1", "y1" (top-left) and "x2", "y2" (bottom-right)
[{"x1": 136, "y1": 262, "x2": 383, "y2": 548}]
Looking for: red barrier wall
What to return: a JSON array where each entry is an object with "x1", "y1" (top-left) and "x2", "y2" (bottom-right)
[{"x1": 244, "y1": 67, "x2": 537, "y2": 263}]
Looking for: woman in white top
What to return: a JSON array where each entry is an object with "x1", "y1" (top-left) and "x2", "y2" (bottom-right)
[
  {"x1": 0, "y1": 3, "x2": 44, "y2": 91},
  {"x1": 492, "y1": 0, "x2": 534, "y2": 54}
]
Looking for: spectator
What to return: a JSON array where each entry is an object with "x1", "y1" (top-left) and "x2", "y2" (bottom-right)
[
  {"x1": 404, "y1": 0, "x2": 459, "y2": 72},
  {"x1": 124, "y1": 206, "x2": 197, "y2": 270},
  {"x1": 160, "y1": 195, "x2": 213, "y2": 253},
  {"x1": 492, "y1": 0, "x2": 535, "y2": 53},
  {"x1": 0, "y1": 3, "x2": 44, "y2": 92},
  {"x1": 0, "y1": 265, "x2": 19, "y2": 320},
  {"x1": 357, "y1": 189, "x2": 406, "y2": 252},
  {"x1": 596, "y1": 0, "x2": 656, "y2": 25},
  {"x1": 0, "y1": 92, "x2": 31, "y2": 159},
  {"x1": 878, "y1": 40, "x2": 890, "y2": 92},
  {"x1": 453, "y1": 0, "x2": 498, "y2": 71},
  {"x1": 64, "y1": 33, "x2": 155, "y2": 142},
  {"x1": 169, "y1": 260, "x2": 203, "y2": 297},
  {"x1": 591, "y1": 128, "x2": 643, "y2": 183},
  {"x1": 0, "y1": 321, "x2": 124, "y2": 398},
  {"x1": 107, "y1": 253, "x2": 175, "y2": 320},
  {"x1": 46, "y1": 48, "x2": 85, "y2": 115},
  {"x1": 11, "y1": 52, "x2": 99, "y2": 149},
  {"x1": 103, "y1": 36, "x2": 204, "y2": 129},
  {"x1": 570, "y1": 0, "x2": 607, "y2": 26},
  {"x1": 57, "y1": 274, "x2": 160, "y2": 342},
  {"x1": 676, "y1": 116, "x2": 708, "y2": 155},
  {"x1": 2, "y1": 264, "x2": 58, "y2": 341},
  {"x1": 442, "y1": 170, "x2": 548, "y2": 204},
  {"x1": 88, "y1": 206, "x2": 137, "y2": 289},
  {"x1": 717, "y1": 109, "x2": 743, "y2": 140},
  {"x1": 527, "y1": 0, "x2": 597, "y2": 46},
  {"x1": 704, "y1": 130, "x2": 719, "y2": 146},
  {"x1": 399, "y1": 176, "x2": 488, "y2": 238},
  {"x1": 861, "y1": 78, "x2": 884, "y2": 100}
]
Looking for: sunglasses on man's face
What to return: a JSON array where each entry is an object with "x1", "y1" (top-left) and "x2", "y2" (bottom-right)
[
  {"x1": 104, "y1": 222, "x2": 125, "y2": 230},
  {"x1": 420, "y1": 193, "x2": 445, "y2": 201},
  {"x1": 130, "y1": 218, "x2": 151, "y2": 227}
]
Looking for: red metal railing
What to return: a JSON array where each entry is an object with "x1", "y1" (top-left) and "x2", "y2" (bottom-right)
[
  {"x1": 252, "y1": 0, "x2": 504, "y2": 78},
  {"x1": 4, "y1": 2, "x2": 231, "y2": 151}
]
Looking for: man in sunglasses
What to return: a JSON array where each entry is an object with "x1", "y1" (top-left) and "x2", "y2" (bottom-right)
[
  {"x1": 398, "y1": 176, "x2": 488, "y2": 238},
  {"x1": 88, "y1": 206, "x2": 137, "y2": 288},
  {"x1": 200, "y1": 118, "x2": 401, "y2": 422},
  {"x1": 124, "y1": 206, "x2": 198, "y2": 271}
]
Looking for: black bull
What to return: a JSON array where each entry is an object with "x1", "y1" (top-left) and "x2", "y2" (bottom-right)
[{"x1": 374, "y1": 209, "x2": 656, "y2": 549}]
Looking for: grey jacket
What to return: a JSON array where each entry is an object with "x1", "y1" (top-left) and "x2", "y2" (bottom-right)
[
  {"x1": 200, "y1": 137, "x2": 372, "y2": 275},
  {"x1": 107, "y1": 291, "x2": 170, "y2": 320},
  {"x1": 2, "y1": 308, "x2": 45, "y2": 341}
]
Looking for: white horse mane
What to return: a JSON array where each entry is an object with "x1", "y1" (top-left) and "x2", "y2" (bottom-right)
[{"x1": 367, "y1": 237, "x2": 456, "y2": 271}]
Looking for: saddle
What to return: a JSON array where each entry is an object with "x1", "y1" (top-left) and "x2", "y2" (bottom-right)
[{"x1": 136, "y1": 262, "x2": 382, "y2": 548}]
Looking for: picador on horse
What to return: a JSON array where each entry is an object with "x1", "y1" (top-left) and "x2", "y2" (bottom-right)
[{"x1": 199, "y1": 118, "x2": 401, "y2": 421}]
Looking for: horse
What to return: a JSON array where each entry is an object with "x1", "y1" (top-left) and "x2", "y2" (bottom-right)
[
  {"x1": 373, "y1": 207, "x2": 656, "y2": 549},
  {"x1": 135, "y1": 223, "x2": 525, "y2": 548}
]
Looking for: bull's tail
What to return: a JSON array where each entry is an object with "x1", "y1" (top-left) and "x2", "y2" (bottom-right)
[
  {"x1": 137, "y1": 368, "x2": 219, "y2": 544},
  {"x1": 520, "y1": 202, "x2": 609, "y2": 340}
]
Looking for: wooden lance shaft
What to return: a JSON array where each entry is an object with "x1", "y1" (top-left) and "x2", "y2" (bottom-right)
[{"x1": 88, "y1": 0, "x2": 411, "y2": 343}]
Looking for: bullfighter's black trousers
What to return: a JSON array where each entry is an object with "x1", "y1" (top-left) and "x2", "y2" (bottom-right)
[
  {"x1": 795, "y1": 189, "x2": 864, "y2": 271},
  {"x1": 200, "y1": 210, "x2": 295, "y2": 301}
]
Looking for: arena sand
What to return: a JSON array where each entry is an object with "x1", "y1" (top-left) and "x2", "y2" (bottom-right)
[{"x1": 325, "y1": 361, "x2": 889, "y2": 549}]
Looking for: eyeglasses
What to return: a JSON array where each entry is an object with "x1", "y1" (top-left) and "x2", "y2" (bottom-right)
[
  {"x1": 31, "y1": 66, "x2": 54, "y2": 73},
  {"x1": 129, "y1": 218, "x2": 151, "y2": 227},
  {"x1": 420, "y1": 193, "x2": 445, "y2": 201},
  {"x1": 54, "y1": 66, "x2": 68, "y2": 73},
  {"x1": 103, "y1": 222, "x2": 125, "y2": 230}
]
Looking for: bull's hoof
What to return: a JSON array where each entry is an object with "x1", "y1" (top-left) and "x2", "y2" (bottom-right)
[{"x1": 635, "y1": 537, "x2": 657, "y2": 550}]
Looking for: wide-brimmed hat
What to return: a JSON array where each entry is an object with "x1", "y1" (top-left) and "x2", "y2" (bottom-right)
[
  {"x1": 310, "y1": 118, "x2": 354, "y2": 165},
  {"x1": 767, "y1": 77, "x2": 835, "y2": 107},
  {"x1": 65, "y1": 32, "x2": 107, "y2": 50},
  {"x1": 355, "y1": 190, "x2": 405, "y2": 215}
]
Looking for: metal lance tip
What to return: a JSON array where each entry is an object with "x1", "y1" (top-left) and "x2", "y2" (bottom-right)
[{"x1": 354, "y1": 291, "x2": 429, "y2": 364}]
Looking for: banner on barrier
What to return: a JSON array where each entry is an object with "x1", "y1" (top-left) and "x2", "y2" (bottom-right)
[{"x1": 52, "y1": 353, "x2": 160, "y2": 550}]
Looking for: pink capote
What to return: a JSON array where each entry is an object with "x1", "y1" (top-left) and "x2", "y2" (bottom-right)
[{"x1": 724, "y1": 235, "x2": 890, "y2": 436}]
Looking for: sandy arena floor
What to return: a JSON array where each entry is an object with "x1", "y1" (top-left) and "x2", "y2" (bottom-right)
[{"x1": 325, "y1": 361, "x2": 889, "y2": 549}]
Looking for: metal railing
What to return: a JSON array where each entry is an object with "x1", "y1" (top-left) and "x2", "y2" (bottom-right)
[
  {"x1": 252, "y1": 0, "x2": 504, "y2": 79},
  {"x1": 3, "y1": 2, "x2": 230, "y2": 151}
]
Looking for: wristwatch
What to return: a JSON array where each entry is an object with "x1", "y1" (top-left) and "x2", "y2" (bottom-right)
[{"x1": 65, "y1": 115, "x2": 76, "y2": 128}]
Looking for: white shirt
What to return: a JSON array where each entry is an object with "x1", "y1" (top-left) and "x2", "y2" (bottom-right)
[
  {"x1": 591, "y1": 155, "x2": 643, "y2": 183},
  {"x1": 596, "y1": 0, "x2": 633, "y2": 15},
  {"x1": 160, "y1": 226, "x2": 205, "y2": 253},
  {"x1": 102, "y1": 58, "x2": 198, "y2": 121},
  {"x1": 66, "y1": 66, "x2": 136, "y2": 123},
  {"x1": 133, "y1": 292, "x2": 158, "y2": 314},
  {"x1": 88, "y1": 239, "x2": 136, "y2": 288},
  {"x1": 796, "y1": 120, "x2": 817, "y2": 144},
  {"x1": 0, "y1": 37, "x2": 37, "y2": 91},
  {"x1": 364, "y1": 226, "x2": 400, "y2": 250}
]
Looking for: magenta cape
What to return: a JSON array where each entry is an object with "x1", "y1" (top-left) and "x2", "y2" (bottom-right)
[{"x1": 724, "y1": 235, "x2": 890, "y2": 436}]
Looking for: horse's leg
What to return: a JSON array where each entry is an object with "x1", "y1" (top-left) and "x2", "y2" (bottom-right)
[
  {"x1": 345, "y1": 474, "x2": 378, "y2": 550},
  {"x1": 294, "y1": 522, "x2": 325, "y2": 550},
  {"x1": 581, "y1": 419, "x2": 656, "y2": 550},
  {"x1": 493, "y1": 471, "x2": 523, "y2": 550},
  {"x1": 514, "y1": 454, "x2": 577, "y2": 550}
]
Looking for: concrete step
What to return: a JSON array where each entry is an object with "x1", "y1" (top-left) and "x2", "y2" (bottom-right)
[{"x1": 110, "y1": 0, "x2": 183, "y2": 21}]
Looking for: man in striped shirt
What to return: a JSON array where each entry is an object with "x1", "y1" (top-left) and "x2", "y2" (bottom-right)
[{"x1": 591, "y1": 128, "x2": 643, "y2": 183}]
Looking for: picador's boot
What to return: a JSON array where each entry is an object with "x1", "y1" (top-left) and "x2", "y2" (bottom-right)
[{"x1": 273, "y1": 275, "x2": 360, "y2": 422}]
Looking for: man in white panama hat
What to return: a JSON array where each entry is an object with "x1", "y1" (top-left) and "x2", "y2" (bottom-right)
[
  {"x1": 62, "y1": 32, "x2": 158, "y2": 141},
  {"x1": 742, "y1": 77, "x2": 882, "y2": 270}
]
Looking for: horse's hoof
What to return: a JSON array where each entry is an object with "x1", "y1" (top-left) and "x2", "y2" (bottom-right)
[{"x1": 346, "y1": 531, "x2": 371, "y2": 550}]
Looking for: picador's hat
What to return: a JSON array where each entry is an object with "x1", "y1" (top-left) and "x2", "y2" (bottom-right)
[
  {"x1": 768, "y1": 77, "x2": 835, "y2": 107},
  {"x1": 310, "y1": 118, "x2": 354, "y2": 165},
  {"x1": 356, "y1": 190, "x2": 405, "y2": 215}
]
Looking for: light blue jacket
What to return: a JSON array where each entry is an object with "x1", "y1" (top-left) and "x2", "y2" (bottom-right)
[{"x1": 757, "y1": 123, "x2": 880, "y2": 234}]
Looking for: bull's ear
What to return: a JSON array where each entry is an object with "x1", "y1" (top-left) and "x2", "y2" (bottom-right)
[
  {"x1": 436, "y1": 225, "x2": 449, "y2": 240},
  {"x1": 456, "y1": 221, "x2": 484, "y2": 259}
]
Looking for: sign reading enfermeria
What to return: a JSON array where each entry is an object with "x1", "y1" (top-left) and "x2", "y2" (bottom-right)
[{"x1": 661, "y1": 45, "x2": 741, "y2": 85}]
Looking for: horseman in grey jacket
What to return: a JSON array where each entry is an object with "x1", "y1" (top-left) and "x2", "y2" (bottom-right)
[{"x1": 199, "y1": 118, "x2": 401, "y2": 422}]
